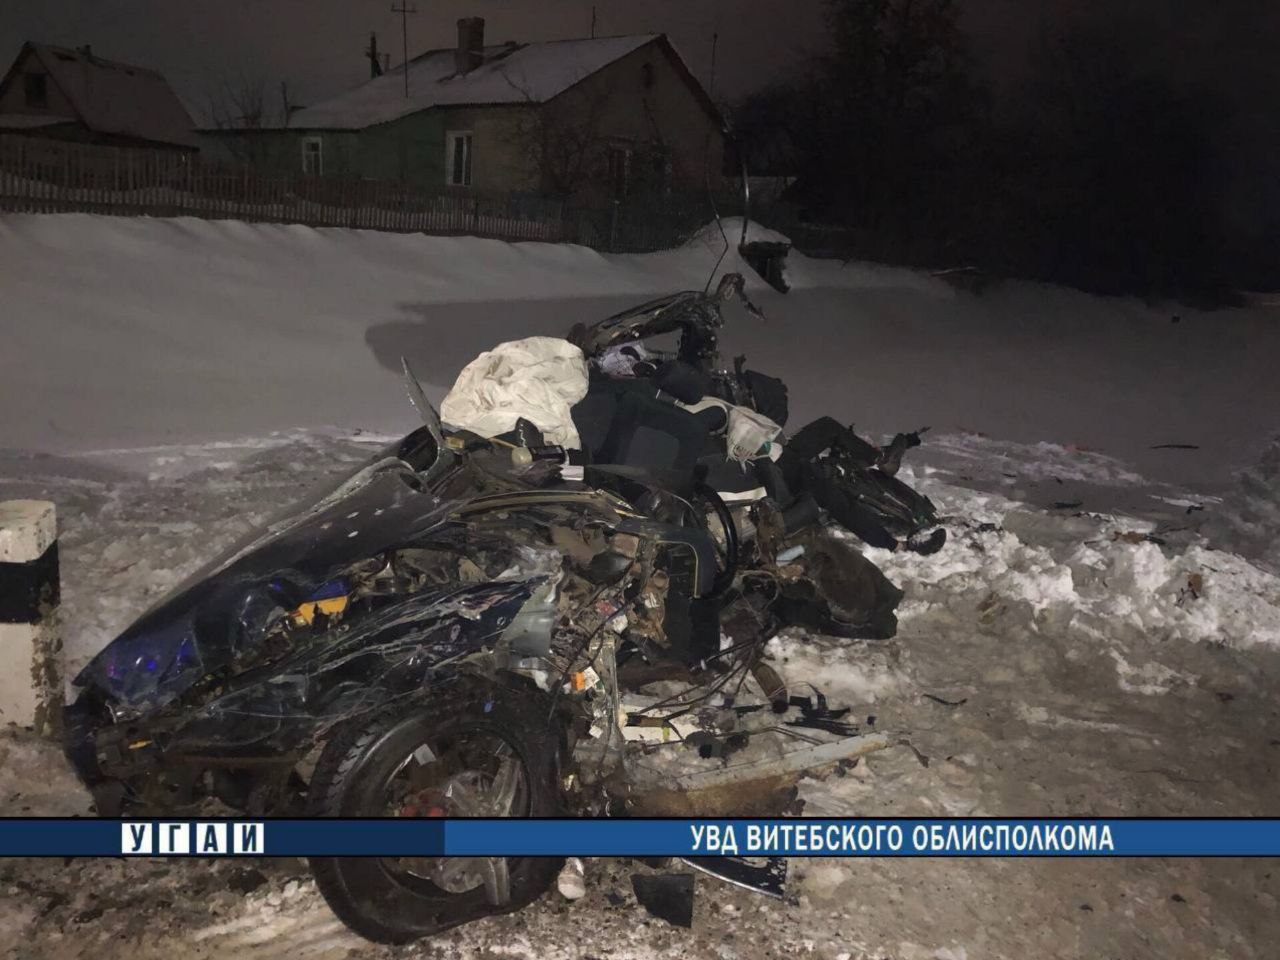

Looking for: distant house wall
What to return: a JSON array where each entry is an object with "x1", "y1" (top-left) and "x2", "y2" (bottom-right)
[
  {"x1": 211, "y1": 107, "x2": 533, "y2": 192},
  {"x1": 434, "y1": 104, "x2": 538, "y2": 193},
  {"x1": 201, "y1": 38, "x2": 722, "y2": 197},
  {"x1": 0, "y1": 49, "x2": 73, "y2": 119},
  {"x1": 311, "y1": 130, "x2": 361, "y2": 177},
  {"x1": 542, "y1": 40, "x2": 725, "y2": 199},
  {"x1": 211, "y1": 113, "x2": 445, "y2": 188},
  {"x1": 350, "y1": 112, "x2": 441, "y2": 187},
  {"x1": 422, "y1": 37, "x2": 727, "y2": 198},
  {"x1": 207, "y1": 129, "x2": 366, "y2": 178}
]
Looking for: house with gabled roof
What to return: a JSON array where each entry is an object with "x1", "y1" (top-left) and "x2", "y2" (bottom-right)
[
  {"x1": 0, "y1": 42, "x2": 198, "y2": 150},
  {"x1": 209, "y1": 18, "x2": 724, "y2": 198}
]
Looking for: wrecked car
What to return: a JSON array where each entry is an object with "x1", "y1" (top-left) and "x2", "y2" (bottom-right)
[
  {"x1": 63, "y1": 273, "x2": 937, "y2": 942},
  {"x1": 568, "y1": 272, "x2": 946, "y2": 560}
]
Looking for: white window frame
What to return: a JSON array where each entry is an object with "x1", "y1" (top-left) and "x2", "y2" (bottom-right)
[
  {"x1": 301, "y1": 136, "x2": 323, "y2": 176},
  {"x1": 446, "y1": 130, "x2": 473, "y2": 187}
]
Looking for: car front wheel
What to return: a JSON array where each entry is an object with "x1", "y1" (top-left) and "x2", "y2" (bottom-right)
[{"x1": 306, "y1": 683, "x2": 564, "y2": 943}]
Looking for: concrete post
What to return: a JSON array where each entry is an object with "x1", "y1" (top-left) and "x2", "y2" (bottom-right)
[{"x1": 0, "y1": 500, "x2": 63, "y2": 736}]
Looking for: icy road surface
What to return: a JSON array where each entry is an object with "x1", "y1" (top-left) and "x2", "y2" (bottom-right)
[{"x1": 1, "y1": 432, "x2": 1278, "y2": 960}]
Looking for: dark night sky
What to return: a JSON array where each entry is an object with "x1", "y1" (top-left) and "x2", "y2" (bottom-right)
[
  {"x1": 3, "y1": 1, "x2": 1277, "y2": 228},
  {"x1": 4, "y1": 1, "x2": 1271, "y2": 112},
  {"x1": 1, "y1": 1, "x2": 832, "y2": 113},
  {"x1": 4, "y1": 1, "x2": 1276, "y2": 124}
]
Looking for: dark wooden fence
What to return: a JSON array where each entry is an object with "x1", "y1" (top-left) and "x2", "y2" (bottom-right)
[{"x1": 0, "y1": 135, "x2": 720, "y2": 253}]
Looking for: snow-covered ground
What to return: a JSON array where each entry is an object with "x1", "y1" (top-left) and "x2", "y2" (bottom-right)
[
  {"x1": 4, "y1": 212, "x2": 1279, "y2": 493},
  {"x1": 2, "y1": 434, "x2": 1277, "y2": 960},
  {"x1": 1, "y1": 212, "x2": 1279, "y2": 958}
]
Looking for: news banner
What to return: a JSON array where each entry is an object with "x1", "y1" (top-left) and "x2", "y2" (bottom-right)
[{"x1": 0, "y1": 818, "x2": 1277, "y2": 857}]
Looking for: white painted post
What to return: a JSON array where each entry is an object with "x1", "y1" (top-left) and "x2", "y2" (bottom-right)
[{"x1": 0, "y1": 500, "x2": 63, "y2": 736}]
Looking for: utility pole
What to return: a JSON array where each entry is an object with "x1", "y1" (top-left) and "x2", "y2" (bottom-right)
[
  {"x1": 590, "y1": 6, "x2": 597, "y2": 38},
  {"x1": 391, "y1": 2, "x2": 417, "y2": 97}
]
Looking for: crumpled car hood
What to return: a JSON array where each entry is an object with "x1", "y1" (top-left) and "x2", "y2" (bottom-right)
[{"x1": 76, "y1": 451, "x2": 458, "y2": 711}]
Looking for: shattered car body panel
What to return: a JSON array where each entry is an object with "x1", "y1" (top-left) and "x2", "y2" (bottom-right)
[
  {"x1": 63, "y1": 420, "x2": 728, "y2": 815},
  {"x1": 63, "y1": 274, "x2": 941, "y2": 940},
  {"x1": 77, "y1": 449, "x2": 458, "y2": 714}
]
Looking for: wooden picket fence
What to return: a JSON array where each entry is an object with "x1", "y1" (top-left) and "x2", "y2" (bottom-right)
[
  {"x1": 0, "y1": 134, "x2": 571, "y2": 242},
  {"x1": 0, "y1": 134, "x2": 723, "y2": 252}
]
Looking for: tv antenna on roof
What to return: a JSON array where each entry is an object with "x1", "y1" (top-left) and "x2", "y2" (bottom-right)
[{"x1": 391, "y1": 2, "x2": 417, "y2": 97}]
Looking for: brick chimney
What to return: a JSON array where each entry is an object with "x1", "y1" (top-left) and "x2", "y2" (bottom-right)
[{"x1": 455, "y1": 17, "x2": 485, "y2": 74}]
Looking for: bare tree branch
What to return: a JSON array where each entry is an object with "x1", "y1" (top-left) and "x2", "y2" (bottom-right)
[
  {"x1": 206, "y1": 72, "x2": 278, "y2": 131},
  {"x1": 205, "y1": 72, "x2": 287, "y2": 169}
]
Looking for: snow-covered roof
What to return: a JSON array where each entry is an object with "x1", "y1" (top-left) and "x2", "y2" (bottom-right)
[
  {"x1": 283, "y1": 35, "x2": 660, "y2": 131},
  {"x1": 0, "y1": 43, "x2": 199, "y2": 148}
]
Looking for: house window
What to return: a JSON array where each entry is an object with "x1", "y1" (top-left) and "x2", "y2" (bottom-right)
[
  {"x1": 301, "y1": 137, "x2": 323, "y2": 176},
  {"x1": 24, "y1": 73, "x2": 48, "y2": 108},
  {"x1": 446, "y1": 131, "x2": 473, "y2": 187}
]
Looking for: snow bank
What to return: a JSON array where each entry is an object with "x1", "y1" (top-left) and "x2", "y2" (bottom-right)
[
  {"x1": 929, "y1": 434, "x2": 1151, "y2": 487},
  {"x1": 880, "y1": 469, "x2": 1280, "y2": 654},
  {"x1": 1204, "y1": 436, "x2": 1280, "y2": 574},
  {"x1": 760, "y1": 467, "x2": 1280, "y2": 714},
  {"x1": 687, "y1": 216, "x2": 954, "y2": 295},
  {"x1": 3, "y1": 211, "x2": 1279, "y2": 499},
  {"x1": 688, "y1": 216, "x2": 793, "y2": 248},
  {"x1": 0, "y1": 211, "x2": 949, "y2": 456},
  {"x1": 0, "y1": 213, "x2": 755, "y2": 454}
]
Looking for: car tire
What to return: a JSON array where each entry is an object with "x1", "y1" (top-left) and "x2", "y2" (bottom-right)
[{"x1": 306, "y1": 682, "x2": 564, "y2": 943}]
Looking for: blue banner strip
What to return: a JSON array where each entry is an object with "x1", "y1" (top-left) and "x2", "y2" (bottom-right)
[{"x1": 0, "y1": 818, "x2": 1277, "y2": 857}]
